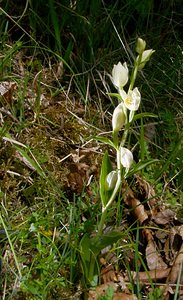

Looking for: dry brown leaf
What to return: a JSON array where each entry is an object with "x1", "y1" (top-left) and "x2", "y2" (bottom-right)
[
  {"x1": 166, "y1": 243, "x2": 183, "y2": 284},
  {"x1": 155, "y1": 229, "x2": 168, "y2": 243},
  {"x1": 143, "y1": 229, "x2": 167, "y2": 270},
  {"x1": 135, "y1": 174, "x2": 157, "y2": 210},
  {"x1": 124, "y1": 187, "x2": 148, "y2": 225},
  {"x1": 164, "y1": 227, "x2": 182, "y2": 265},
  {"x1": 125, "y1": 268, "x2": 171, "y2": 283},
  {"x1": 88, "y1": 282, "x2": 137, "y2": 300},
  {"x1": 153, "y1": 209, "x2": 176, "y2": 225},
  {"x1": 163, "y1": 285, "x2": 174, "y2": 300},
  {"x1": 113, "y1": 293, "x2": 138, "y2": 300},
  {"x1": 0, "y1": 81, "x2": 16, "y2": 106},
  {"x1": 88, "y1": 282, "x2": 118, "y2": 300},
  {"x1": 65, "y1": 147, "x2": 99, "y2": 194},
  {"x1": 101, "y1": 264, "x2": 118, "y2": 283}
]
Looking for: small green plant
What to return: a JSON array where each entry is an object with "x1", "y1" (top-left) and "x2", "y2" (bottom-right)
[{"x1": 79, "y1": 38, "x2": 157, "y2": 285}]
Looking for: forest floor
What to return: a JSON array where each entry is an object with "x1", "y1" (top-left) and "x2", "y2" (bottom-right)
[{"x1": 0, "y1": 47, "x2": 183, "y2": 300}]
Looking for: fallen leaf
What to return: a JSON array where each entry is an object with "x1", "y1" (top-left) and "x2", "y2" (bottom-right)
[
  {"x1": 166, "y1": 239, "x2": 183, "y2": 284},
  {"x1": 101, "y1": 264, "x2": 118, "y2": 284},
  {"x1": 164, "y1": 227, "x2": 182, "y2": 265},
  {"x1": 88, "y1": 282, "x2": 138, "y2": 300},
  {"x1": 113, "y1": 293, "x2": 138, "y2": 300},
  {"x1": 125, "y1": 268, "x2": 171, "y2": 283},
  {"x1": 88, "y1": 282, "x2": 118, "y2": 300},
  {"x1": 153, "y1": 209, "x2": 176, "y2": 225},
  {"x1": 124, "y1": 186, "x2": 148, "y2": 225},
  {"x1": 0, "y1": 81, "x2": 16, "y2": 106},
  {"x1": 143, "y1": 229, "x2": 167, "y2": 270},
  {"x1": 135, "y1": 174, "x2": 157, "y2": 209}
]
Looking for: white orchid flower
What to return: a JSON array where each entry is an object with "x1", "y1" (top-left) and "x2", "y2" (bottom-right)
[
  {"x1": 112, "y1": 102, "x2": 126, "y2": 133},
  {"x1": 120, "y1": 147, "x2": 133, "y2": 169},
  {"x1": 120, "y1": 87, "x2": 141, "y2": 111},
  {"x1": 112, "y1": 62, "x2": 128, "y2": 89}
]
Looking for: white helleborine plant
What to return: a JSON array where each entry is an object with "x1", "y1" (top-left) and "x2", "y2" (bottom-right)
[
  {"x1": 120, "y1": 147, "x2": 133, "y2": 169},
  {"x1": 112, "y1": 62, "x2": 128, "y2": 90},
  {"x1": 80, "y1": 38, "x2": 155, "y2": 285},
  {"x1": 120, "y1": 87, "x2": 141, "y2": 111},
  {"x1": 112, "y1": 102, "x2": 126, "y2": 133}
]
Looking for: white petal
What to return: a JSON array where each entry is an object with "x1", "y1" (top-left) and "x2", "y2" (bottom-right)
[
  {"x1": 105, "y1": 170, "x2": 118, "y2": 191},
  {"x1": 124, "y1": 87, "x2": 141, "y2": 111},
  {"x1": 141, "y1": 50, "x2": 154, "y2": 62},
  {"x1": 119, "y1": 89, "x2": 127, "y2": 100},
  {"x1": 112, "y1": 62, "x2": 128, "y2": 89},
  {"x1": 137, "y1": 49, "x2": 155, "y2": 69},
  {"x1": 112, "y1": 103, "x2": 126, "y2": 132},
  {"x1": 120, "y1": 147, "x2": 133, "y2": 169}
]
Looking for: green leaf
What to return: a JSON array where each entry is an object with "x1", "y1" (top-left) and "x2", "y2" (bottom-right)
[
  {"x1": 107, "y1": 93, "x2": 122, "y2": 101},
  {"x1": 80, "y1": 233, "x2": 91, "y2": 263},
  {"x1": 100, "y1": 151, "x2": 113, "y2": 207},
  {"x1": 92, "y1": 136, "x2": 116, "y2": 149},
  {"x1": 91, "y1": 230, "x2": 126, "y2": 255},
  {"x1": 133, "y1": 112, "x2": 158, "y2": 122},
  {"x1": 79, "y1": 233, "x2": 91, "y2": 279},
  {"x1": 127, "y1": 159, "x2": 159, "y2": 177}
]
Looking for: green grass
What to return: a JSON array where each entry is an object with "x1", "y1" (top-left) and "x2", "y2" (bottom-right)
[{"x1": 0, "y1": 1, "x2": 182, "y2": 299}]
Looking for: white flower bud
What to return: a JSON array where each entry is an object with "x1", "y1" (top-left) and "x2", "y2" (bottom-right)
[
  {"x1": 137, "y1": 49, "x2": 155, "y2": 69},
  {"x1": 105, "y1": 170, "x2": 118, "y2": 191},
  {"x1": 120, "y1": 147, "x2": 133, "y2": 169},
  {"x1": 136, "y1": 38, "x2": 146, "y2": 54},
  {"x1": 112, "y1": 62, "x2": 128, "y2": 89},
  {"x1": 112, "y1": 103, "x2": 126, "y2": 133}
]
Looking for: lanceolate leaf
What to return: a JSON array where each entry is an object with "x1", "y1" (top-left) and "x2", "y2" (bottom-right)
[
  {"x1": 133, "y1": 112, "x2": 158, "y2": 122},
  {"x1": 107, "y1": 93, "x2": 122, "y2": 101},
  {"x1": 127, "y1": 159, "x2": 159, "y2": 177},
  {"x1": 92, "y1": 136, "x2": 116, "y2": 149},
  {"x1": 79, "y1": 233, "x2": 92, "y2": 280},
  {"x1": 100, "y1": 151, "x2": 113, "y2": 207},
  {"x1": 90, "y1": 230, "x2": 127, "y2": 255},
  {"x1": 80, "y1": 234, "x2": 91, "y2": 264}
]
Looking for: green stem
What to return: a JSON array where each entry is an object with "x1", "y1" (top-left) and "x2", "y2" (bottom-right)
[
  {"x1": 129, "y1": 65, "x2": 138, "y2": 91},
  {"x1": 97, "y1": 148, "x2": 121, "y2": 237},
  {"x1": 120, "y1": 126, "x2": 129, "y2": 147},
  {"x1": 88, "y1": 145, "x2": 122, "y2": 284},
  {"x1": 129, "y1": 53, "x2": 142, "y2": 91}
]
